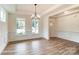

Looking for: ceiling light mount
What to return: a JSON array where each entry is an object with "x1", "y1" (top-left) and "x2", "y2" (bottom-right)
[{"x1": 31, "y1": 4, "x2": 40, "y2": 19}]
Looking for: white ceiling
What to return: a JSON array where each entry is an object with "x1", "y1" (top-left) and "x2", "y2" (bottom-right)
[
  {"x1": 16, "y1": 4, "x2": 56, "y2": 15},
  {"x1": 1, "y1": 4, "x2": 79, "y2": 17},
  {"x1": 14, "y1": 4, "x2": 79, "y2": 16},
  {"x1": 0, "y1": 4, "x2": 16, "y2": 13},
  {"x1": 49, "y1": 5, "x2": 79, "y2": 17}
]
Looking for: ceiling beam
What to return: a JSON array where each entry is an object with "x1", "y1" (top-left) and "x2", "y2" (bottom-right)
[
  {"x1": 49, "y1": 4, "x2": 79, "y2": 17},
  {"x1": 41, "y1": 4, "x2": 63, "y2": 16}
]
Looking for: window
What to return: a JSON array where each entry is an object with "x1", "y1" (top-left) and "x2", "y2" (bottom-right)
[
  {"x1": 32, "y1": 19, "x2": 39, "y2": 34},
  {"x1": 16, "y1": 18, "x2": 26, "y2": 35},
  {"x1": 0, "y1": 7, "x2": 6, "y2": 22}
]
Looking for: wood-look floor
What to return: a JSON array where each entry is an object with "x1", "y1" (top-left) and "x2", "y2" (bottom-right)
[{"x1": 2, "y1": 37, "x2": 79, "y2": 55}]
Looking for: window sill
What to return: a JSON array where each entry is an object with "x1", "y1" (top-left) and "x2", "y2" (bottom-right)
[
  {"x1": 32, "y1": 33, "x2": 39, "y2": 35},
  {"x1": 16, "y1": 33, "x2": 40, "y2": 36}
]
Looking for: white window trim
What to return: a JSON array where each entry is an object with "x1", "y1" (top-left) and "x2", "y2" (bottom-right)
[
  {"x1": 0, "y1": 7, "x2": 7, "y2": 22},
  {"x1": 32, "y1": 19, "x2": 39, "y2": 34},
  {"x1": 16, "y1": 17, "x2": 26, "y2": 36}
]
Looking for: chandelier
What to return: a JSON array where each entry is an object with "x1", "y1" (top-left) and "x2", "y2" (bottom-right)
[{"x1": 31, "y1": 4, "x2": 40, "y2": 19}]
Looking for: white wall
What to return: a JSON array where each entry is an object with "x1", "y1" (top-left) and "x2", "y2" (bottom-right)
[
  {"x1": 8, "y1": 14, "x2": 43, "y2": 42},
  {"x1": 0, "y1": 10, "x2": 8, "y2": 54},
  {"x1": 0, "y1": 5, "x2": 16, "y2": 53},
  {"x1": 49, "y1": 18, "x2": 56, "y2": 37},
  {"x1": 54, "y1": 13, "x2": 79, "y2": 43},
  {"x1": 42, "y1": 16, "x2": 49, "y2": 40}
]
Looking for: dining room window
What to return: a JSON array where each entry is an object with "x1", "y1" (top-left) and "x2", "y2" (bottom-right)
[
  {"x1": 16, "y1": 18, "x2": 26, "y2": 35},
  {"x1": 0, "y1": 7, "x2": 6, "y2": 22},
  {"x1": 32, "y1": 18, "x2": 39, "y2": 34}
]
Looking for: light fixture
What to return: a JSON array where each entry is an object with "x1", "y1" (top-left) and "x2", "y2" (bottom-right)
[{"x1": 31, "y1": 4, "x2": 40, "y2": 19}]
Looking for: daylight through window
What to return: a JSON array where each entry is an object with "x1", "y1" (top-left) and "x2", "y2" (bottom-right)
[
  {"x1": 32, "y1": 18, "x2": 39, "y2": 34},
  {"x1": 16, "y1": 18, "x2": 26, "y2": 35},
  {"x1": 0, "y1": 7, "x2": 6, "y2": 22}
]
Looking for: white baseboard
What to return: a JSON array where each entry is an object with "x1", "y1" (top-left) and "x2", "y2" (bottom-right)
[{"x1": 55, "y1": 31, "x2": 79, "y2": 43}]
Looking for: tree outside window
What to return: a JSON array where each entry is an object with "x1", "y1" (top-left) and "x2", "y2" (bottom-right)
[
  {"x1": 32, "y1": 19, "x2": 39, "y2": 34},
  {"x1": 16, "y1": 18, "x2": 25, "y2": 35}
]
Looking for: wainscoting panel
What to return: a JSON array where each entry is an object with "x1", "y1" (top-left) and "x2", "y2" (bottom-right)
[{"x1": 56, "y1": 32, "x2": 79, "y2": 43}]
